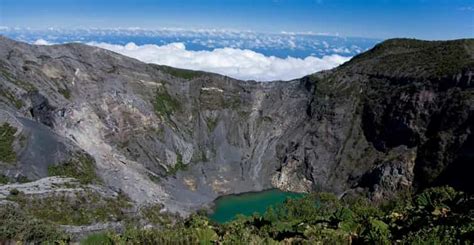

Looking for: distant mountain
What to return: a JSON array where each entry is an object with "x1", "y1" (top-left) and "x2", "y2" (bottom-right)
[{"x1": 0, "y1": 36, "x2": 472, "y2": 217}]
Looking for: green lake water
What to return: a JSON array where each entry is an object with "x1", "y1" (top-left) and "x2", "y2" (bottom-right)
[{"x1": 208, "y1": 189, "x2": 305, "y2": 223}]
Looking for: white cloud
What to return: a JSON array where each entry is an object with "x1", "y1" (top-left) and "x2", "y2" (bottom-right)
[
  {"x1": 459, "y1": 6, "x2": 474, "y2": 11},
  {"x1": 89, "y1": 42, "x2": 351, "y2": 81},
  {"x1": 33, "y1": 39, "x2": 52, "y2": 45}
]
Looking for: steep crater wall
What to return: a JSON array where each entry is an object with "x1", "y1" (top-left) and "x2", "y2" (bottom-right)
[{"x1": 0, "y1": 37, "x2": 472, "y2": 213}]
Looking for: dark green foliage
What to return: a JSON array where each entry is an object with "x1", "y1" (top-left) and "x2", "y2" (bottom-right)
[
  {"x1": 6, "y1": 186, "x2": 473, "y2": 243},
  {"x1": 392, "y1": 186, "x2": 473, "y2": 243},
  {"x1": 102, "y1": 186, "x2": 471, "y2": 244},
  {"x1": 48, "y1": 153, "x2": 99, "y2": 184},
  {"x1": 147, "y1": 172, "x2": 161, "y2": 183},
  {"x1": 17, "y1": 175, "x2": 31, "y2": 183},
  {"x1": 161, "y1": 66, "x2": 204, "y2": 79},
  {"x1": 9, "y1": 188, "x2": 20, "y2": 196},
  {"x1": 0, "y1": 174, "x2": 9, "y2": 184},
  {"x1": 0, "y1": 123, "x2": 17, "y2": 163},
  {"x1": 360, "y1": 218, "x2": 390, "y2": 244},
  {"x1": 0, "y1": 205, "x2": 69, "y2": 243},
  {"x1": 153, "y1": 87, "x2": 181, "y2": 119},
  {"x1": 80, "y1": 232, "x2": 114, "y2": 245}
]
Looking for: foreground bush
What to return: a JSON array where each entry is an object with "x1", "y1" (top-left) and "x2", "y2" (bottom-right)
[
  {"x1": 0, "y1": 205, "x2": 69, "y2": 243},
  {"x1": 2, "y1": 185, "x2": 471, "y2": 243},
  {"x1": 80, "y1": 186, "x2": 473, "y2": 244}
]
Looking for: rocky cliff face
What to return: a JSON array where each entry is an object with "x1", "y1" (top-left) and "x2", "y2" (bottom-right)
[{"x1": 0, "y1": 37, "x2": 472, "y2": 214}]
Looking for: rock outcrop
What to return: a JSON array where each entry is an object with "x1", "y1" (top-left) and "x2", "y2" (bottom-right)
[{"x1": 0, "y1": 37, "x2": 472, "y2": 214}]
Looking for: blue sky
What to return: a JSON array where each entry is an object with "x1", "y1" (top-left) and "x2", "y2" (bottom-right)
[{"x1": 0, "y1": 0, "x2": 473, "y2": 39}]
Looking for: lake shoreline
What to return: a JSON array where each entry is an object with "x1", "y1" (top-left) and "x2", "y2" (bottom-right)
[{"x1": 207, "y1": 189, "x2": 305, "y2": 223}]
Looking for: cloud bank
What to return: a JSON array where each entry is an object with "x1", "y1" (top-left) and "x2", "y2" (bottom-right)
[{"x1": 89, "y1": 42, "x2": 351, "y2": 81}]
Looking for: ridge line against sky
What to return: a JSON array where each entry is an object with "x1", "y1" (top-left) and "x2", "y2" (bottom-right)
[
  {"x1": 0, "y1": 0, "x2": 473, "y2": 40},
  {"x1": 30, "y1": 38, "x2": 352, "y2": 81},
  {"x1": 0, "y1": 26, "x2": 378, "y2": 81}
]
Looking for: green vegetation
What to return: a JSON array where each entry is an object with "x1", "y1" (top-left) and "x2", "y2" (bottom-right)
[
  {"x1": 9, "y1": 188, "x2": 20, "y2": 196},
  {"x1": 0, "y1": 67, "x2": 37, "y2": 92},
  {"x1": 346, "y1": 38, "x2": 474, "y2": 78},
  {"x1": 191, "y1": 149, "x2": 208, "y2": 163},
  {"x1": 80, "y1": 232, "x2": 114, "y2": 245},
  {"x1": 0, "y1": 174, "x2": 9, "y2": 184},
  {"x1": 140, "y1": 203, "x2": 177, "y2": 227},
  {"x1": 0, "y1": 87, "x2": 23, "y2": 109},
  {"x1": 6, "y1": 190, "x2": 132, "y2": 226},
  {"x1": 161, "y1": 66, "x2": 204, "y2": 80},
  {"x1": 147, "y1": 172, "x2": 161, "y2": 183},
  {"x1": 205, "y1": 116, "x2": 219, "y2": 132},
  {"x1": 58, "y1": 86, "x2": 71, "y2": 99},
  {"x1": 0, "y1": 205, "x2": 69, "y2": 243},
  {"x1": 153, "y1": 87, "x2": 181, "y2": 119},
  {"x1": 223, "y1": 95, "x2": 241, "y2": 109},
  {"x1": 166, "y1": 152, "x2": 188, "y2": 175},
  {"x1": 47, "y1": 153, "x2": 99, "y2": 184},
  {"x1": 2, "y1": 185, "x2": 472, "y2": 243},
  {"x1": 83, "y1": 186, "x2": 472, "y2": 244},
  {"x1": 0, "y1": 123, "x2": 17, "y2": 163},
  {"x1": 17, "y1": 175, "x2": 31, "y2": 183}
]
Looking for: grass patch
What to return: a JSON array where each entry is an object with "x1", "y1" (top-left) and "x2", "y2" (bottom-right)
[
  {"x1": 0, "y1": 87, "x2": 23, "y2": 109},
  {"x1": 346, "y1": 38, "x2": 474, "y2": 78},
  {"x1": 153, "y1": 87, "x2": 181, "y2": 119},
  {"x1": 161, "y1": 66, "x2": 204, "y2": 80},
  {"x1": 7, "y1": 190, "x2": 132, "y2": 226},
  {"x1": 80, "y1": 232, "x2": 114, "y2": 245},
  {"x1": 48, "y1": 153, "x2": 99, "y2": 184},
  {"x1": 0, "y1": 123, "x2": 17, "y2": 163}
]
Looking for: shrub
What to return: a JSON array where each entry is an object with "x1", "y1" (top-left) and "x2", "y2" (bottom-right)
[
  {"x1": 0, "y1": 123, "x2": 17, "y2": 163},
  {"x1": 2, "y1": 185, "x2": 472, "y2": 244},
  {"x1": 153, "y1": 87, "x2": 181, "y2": 119},
  {"x1": 194, "y1": 227, "x2": 218, "y2": 244},
  {"x1": 80, "y1": 232, "x2": 114, "y2": 245},
  {"x1": 0, "y1": 205, "x2": 68, "y2": 243},
  {"x1": 9, "y1": 188, "x2": 20, "y2": 196},
  {"x1": 48, "y1": 153, "x2": 99, "y2": 184},
  {"x1": 0, "y1": 174, "x2": 9, "y2": 184}
]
